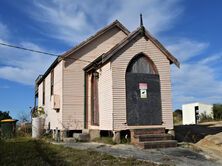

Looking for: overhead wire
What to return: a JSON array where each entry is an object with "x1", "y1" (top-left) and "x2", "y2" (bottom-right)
[
  {"x1": 0, "y1": 42, "x2": 58, "y2": 56},
  {"x1": 0, "y1": 42, "x2": 92, "y2": 63}
]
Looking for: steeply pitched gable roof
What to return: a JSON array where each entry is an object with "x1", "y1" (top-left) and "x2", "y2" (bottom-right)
[
  {"x1": 84, "y1": 26, "x2": 180, "y2": 72},
  {"x1": 36, "y1": 20, "x2": 130, "y2": 85},
  {"x1": 59, "y1": 20, "x2": 130, "y2": 60}
]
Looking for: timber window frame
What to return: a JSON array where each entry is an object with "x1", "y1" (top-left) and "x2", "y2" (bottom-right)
[{"x1": 126, "y1": 53, "x2": 158, "y2": 74}]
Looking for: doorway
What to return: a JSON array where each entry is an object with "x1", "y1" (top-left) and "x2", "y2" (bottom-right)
[
  {"x1": 126, "y1": 53, "x2": 162, "y2": 125},
  {"x1": 91, "y1": 72, "x2": 99, "y2": 126}
]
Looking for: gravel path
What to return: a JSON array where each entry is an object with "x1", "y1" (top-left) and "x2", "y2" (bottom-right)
[{"x1": 57, "y1": 142, "x2": 221, "y2": 166}]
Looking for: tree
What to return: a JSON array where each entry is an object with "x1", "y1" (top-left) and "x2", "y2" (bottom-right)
[
  {"x1": 213, "y1": 104, "x2": 222, "y2": 120},
  {"x1": 173, "y1": 109, "x2": 182, "y2": 124},
  {"x1": 18, "y1": 112, "x2": 30, "y2": 123},
  {"x1": 174, "y1": 109, "x2": 182, "y2": 115},
  {"x1": 0, "y1": 111, "x2": 12, "y2": 121}
]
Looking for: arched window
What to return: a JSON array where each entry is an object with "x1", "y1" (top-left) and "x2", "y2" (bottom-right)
[{"x1": 126, "y1": 54, "x2": 157, "y2": 74}]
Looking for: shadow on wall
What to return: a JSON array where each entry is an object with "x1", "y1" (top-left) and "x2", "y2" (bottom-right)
[{"x1": 175, "y1": 123, "x2": 222, "y2": 143}]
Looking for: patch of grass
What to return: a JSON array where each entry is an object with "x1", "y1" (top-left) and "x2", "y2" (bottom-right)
[
  {"x1": 93, "y1": 136, "x2": 116, "y2": 145},
  {"x1": 120, "y1": 137, "x2": 131, "y2": 144},
  {"x1": 0, "y1": 137, "x2": 157, "y2": 166}
]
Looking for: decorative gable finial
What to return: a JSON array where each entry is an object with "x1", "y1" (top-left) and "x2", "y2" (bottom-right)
[
  {"x1": 140, "y1": 13, "x2": 143, "y2": 27},
  {"x1": 140, "y1": 13, "x2": 145, "y2": 35}
]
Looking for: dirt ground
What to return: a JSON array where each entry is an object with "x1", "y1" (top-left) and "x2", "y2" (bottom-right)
[
  {"x1": 175, "y1": 121, "x2": 222, "y2": 164},
  {"x1": 58, "y1": 121, "x2": 222, "y2": 166},
  {"x1": 195, "y1": 132, "x2": 222, "y2": 162},
  {"x1": 175, "y1": 121, "x2": 222, "y2": 143},
  {"x1": 60, "y1": 141, "x2": 220, "y2": 166}
]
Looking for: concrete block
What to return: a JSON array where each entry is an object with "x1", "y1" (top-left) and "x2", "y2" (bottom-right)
[
  {"x1": 73, "y1": 133, "x2": 90, "y2": 142},
  {"x1": 82, "y1": 129, "x2": 89, "y2": 134},
  {"x1": 89, "y1": 129, "x2": 100, "y2": 140},
  {"x1": 112, "y1": 131, "x2": 120, "y2": 144},
  {"x1": 168, "y1": 129, "x2": 175, "y2": 137},
  {"x1": 63, "y1": 138, "x2": 77, "y2": 143}
]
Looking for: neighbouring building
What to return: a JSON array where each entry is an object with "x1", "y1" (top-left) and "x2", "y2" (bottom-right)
[
  {"x1": 34, "y1": 20, "x2": 180, "y2": 147},
  {"x1": 182, "y1": 102, "x2": 213, "y2": 125}
]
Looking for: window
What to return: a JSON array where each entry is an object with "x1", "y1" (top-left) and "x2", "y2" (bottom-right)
[
  {"x1": 43, "y1": 80, "x2": 45, "y2": 105},
  {"x1": 126, "y1": 54, "x2": 156, "y2": 74},
  {"x1": 51, "y1": 70, "x2": 54, "y2": 96}
]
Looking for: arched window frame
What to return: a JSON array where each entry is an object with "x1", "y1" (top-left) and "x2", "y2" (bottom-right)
[{"x1": 126, "y1": 53, "x2": 158, "y2": 75}]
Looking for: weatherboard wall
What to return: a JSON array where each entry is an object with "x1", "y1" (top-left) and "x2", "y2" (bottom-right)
[
  {"x1": 37, "y1": 61, "x2": 63, "y2": 130},
  {"x1": 111, "y1": 35, "x2": 174, "y2": 130},
  {"x1": 62, "y1": 27, "x2": 127, "y2": 130}
]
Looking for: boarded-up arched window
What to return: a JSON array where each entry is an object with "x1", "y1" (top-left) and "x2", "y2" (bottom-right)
[{"x1": 126, "y1": 54, "x2": 156, "y2": 74}]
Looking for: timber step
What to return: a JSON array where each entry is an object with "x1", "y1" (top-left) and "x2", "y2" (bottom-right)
[
  {"x1": 133, "y1": 128, "x2": 165, "y2": 136},
  {"x1": 138, "y1": 140, "x2": 177, "y2": 149},
  {"x1": 137, "y1": 134, "x2": 173, "y2": 142},
  {"x1": 131, "y1": 128, "x2": 177, "y2": 149}
]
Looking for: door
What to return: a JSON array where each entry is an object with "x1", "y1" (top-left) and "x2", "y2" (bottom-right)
[
  {"x1": 126, "y1": 54, "x2": 162, "y2": 126},
  {"x1": 91, "y1": 72, "x2": 99, "y2": 125}
]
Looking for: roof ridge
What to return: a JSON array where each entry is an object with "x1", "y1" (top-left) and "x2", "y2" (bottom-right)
[
  {"x1": 84, "y1": 26, "x2": 180, "y2": 72},
  {"x1": 84, "y1": 28, "x2": 141, "y2": 71},
  {"x1": 36, "y1": 20, "x2": 130, "y2": 85},
  {"x1": 101, "y1": 27, "x2": 141, "y2": 62},
  {"x1": 60, "y1": 20, "x2": 130, "y2": 59}
]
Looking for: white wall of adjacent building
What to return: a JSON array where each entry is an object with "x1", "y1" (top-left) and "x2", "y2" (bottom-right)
[{"x1": 182, "y1": 102, "x2": 213, "y2": 125}]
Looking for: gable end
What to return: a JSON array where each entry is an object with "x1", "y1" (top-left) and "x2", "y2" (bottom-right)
[{"x1": 84, "y1": 26, "x2": 180, "y2": 72}]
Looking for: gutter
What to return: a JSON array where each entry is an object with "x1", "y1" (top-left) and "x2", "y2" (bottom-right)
[{"x1": 36, "y1": 57, "x2": 60, "y2": 85}]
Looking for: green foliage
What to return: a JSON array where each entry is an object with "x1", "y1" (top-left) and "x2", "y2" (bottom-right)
[
  {"x1": 213, "y1": 104, "x2": 222, "y2": 120},
  {"x1": 0, "y1": 111, "x2": 12, "y2": 121},
  {"x1": 174, "y1": 109, "x2": 182, "y2": 115},
  {"x1": 120, "y1": 136, "x2": 131, "y2": 144},
  {"x1": 199, "y1": 112, "x2": 213, "y2": 122},
  {"x1": 173, "y1": 109, "x2": 182, "y2": 125},
  {"x1": 93, "y1": 137, "x2": 116, "y2": 145},
  {"x1": 32, "y1": 107, "x2": 45, "y2": 117}
]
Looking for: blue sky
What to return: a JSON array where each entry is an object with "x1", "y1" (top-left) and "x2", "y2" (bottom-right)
[{"x1": 0, "y1": 0, "x2": 222, "y2": 119}]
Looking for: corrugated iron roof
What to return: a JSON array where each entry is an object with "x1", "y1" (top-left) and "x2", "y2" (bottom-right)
[{"x1": 1, "y1": 119, "x2": 18, "y2": 123}]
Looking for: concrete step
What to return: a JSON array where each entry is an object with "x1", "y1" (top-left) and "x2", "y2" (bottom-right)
[
  {"x1": 138, "y1": 140, "x2": 177, "y2": 149},
  {"x1": 73, "y1": 133, "x2": 90, "y2": 142},
  {"x1": 132, "y1": 128, "x2": 165, "y2": 136},
  {"x1": 63, "y1": 138, "x2": 77, "y2": 143},
  {"x1": 63, "y1": 133, "x2": 90, "y2": 143},
  {"x1": 137, "y1": 134, "x2": 173, "y2": 142}
]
